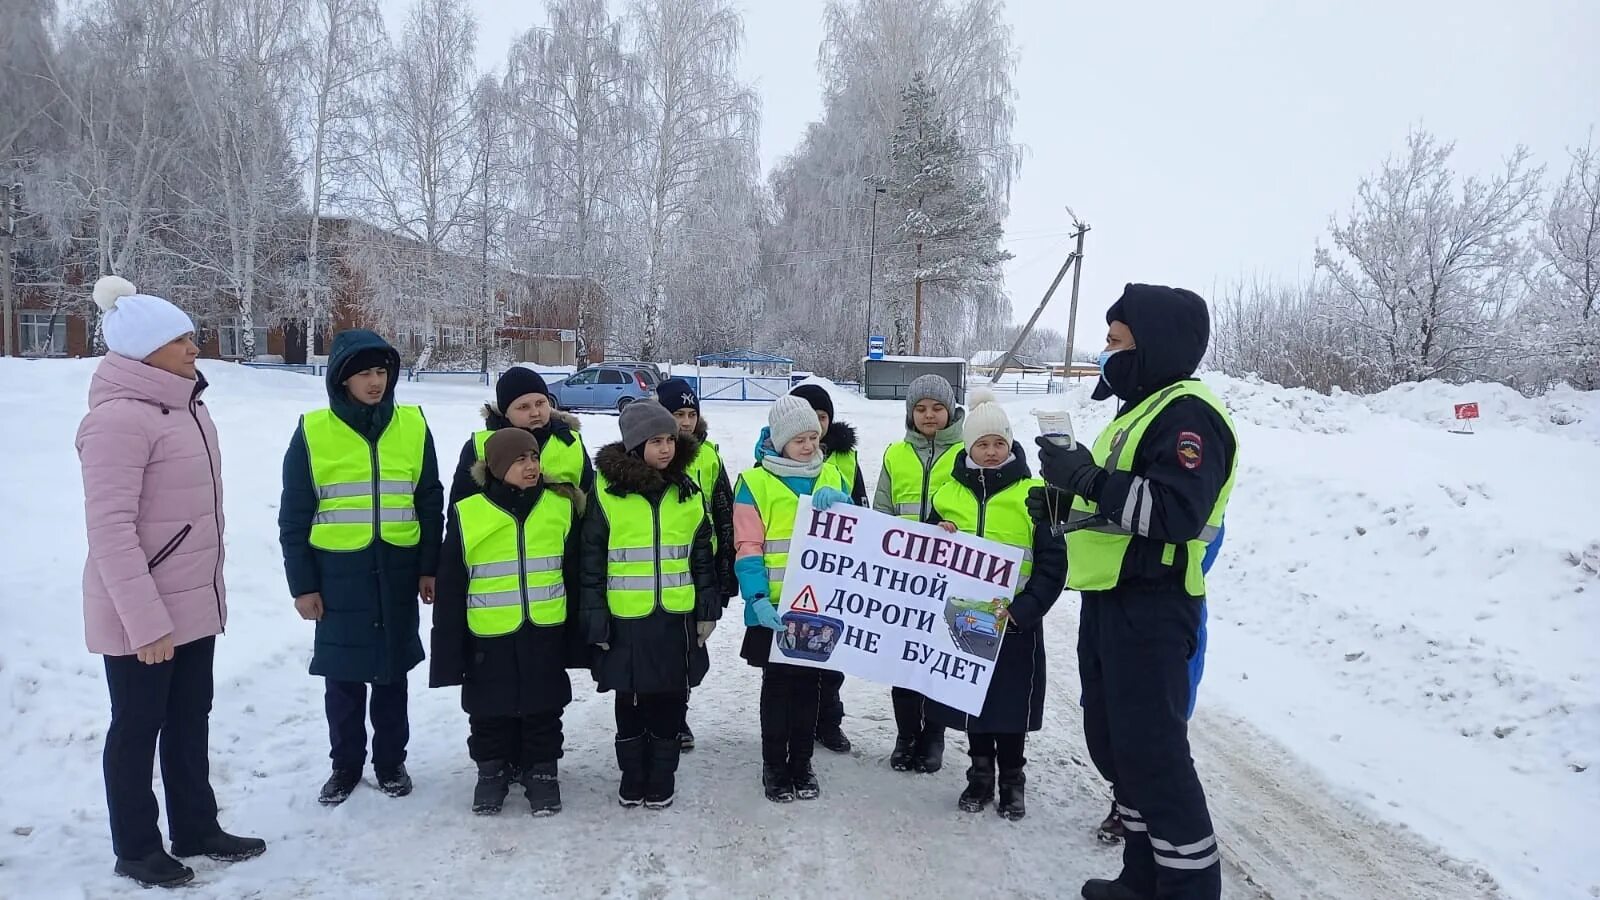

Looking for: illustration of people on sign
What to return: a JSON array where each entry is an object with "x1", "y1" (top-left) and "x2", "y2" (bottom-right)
[
  {"x1": 777, "y1": 612, "x2": 845, "y2": 663},
  {"x1": 944, "y1": 597, "x2": 1009, "y2": 661}
]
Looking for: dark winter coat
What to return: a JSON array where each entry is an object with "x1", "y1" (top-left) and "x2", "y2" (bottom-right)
[
  {"x1": 926, "y1": 447, "x2": 1067, "y2": 734},
  {"x1": 429, "y1": 463, "x2": 584, "y2": 717},
  {"x1": 822, "y1": 420, "x2": 869, "y2": 506},
  {"x1": 691, "y1": 416, "x2": 739, "y2": 601},
  {"x1": 447, "y1": 405, "x2": 594, "y2": 507},
  {"x1": 578, "y1": 435, "x2": 720, "y2": 695},
  {"x1": 279, "y1": 330, "x2": 444, "y2": 685}
]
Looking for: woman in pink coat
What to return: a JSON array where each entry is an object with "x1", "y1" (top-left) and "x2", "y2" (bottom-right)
[{"x1": 76, "y1": 276, "x2": 264, "y2": 889}]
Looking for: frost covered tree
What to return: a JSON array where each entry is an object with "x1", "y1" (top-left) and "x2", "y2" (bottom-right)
[
  {"x1": 867, "y1": 72, "x2": 1010, "y2": 354},
  {"x1": 1, "y1": 0, "x2": 61, "y2": 356},
  {"x1": 1315, "y1": 130, "x2": 1542, "y2": 387},
  {"x1": 1520, "y1": 138, "x2": 1600, "y2": 389}
]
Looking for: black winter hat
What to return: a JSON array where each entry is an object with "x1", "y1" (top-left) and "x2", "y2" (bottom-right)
[
  {"x1": 790, "y1": 383, "x2": 834, "y2": 421},
  {"x1": 338, "y1": 347, "x2": 393, "y2": 384},
  {"x1": 496, "y1": 367, "x2": 551, "y2": 413},
  {"x1": 657, "y1": 377, "x2": 700, "y2": 413}
]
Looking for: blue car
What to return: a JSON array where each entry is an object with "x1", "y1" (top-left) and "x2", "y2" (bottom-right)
[{"x1": 548, "y1": 364, "x2": 658, "y2": 412}]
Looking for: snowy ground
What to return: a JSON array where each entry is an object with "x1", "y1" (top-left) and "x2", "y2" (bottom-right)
[{"x1": 1, "y1": 358, "x2": 1595, "y2": 898}]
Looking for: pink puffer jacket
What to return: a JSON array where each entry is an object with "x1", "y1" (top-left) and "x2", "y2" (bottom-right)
[{"x1": 76, "y1": 353, "x2": 227, "y2": 655}]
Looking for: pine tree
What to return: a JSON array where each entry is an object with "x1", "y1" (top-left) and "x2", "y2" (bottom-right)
[{"x1": 868, "y1": 72, "x2": 1010, "y2": 354}]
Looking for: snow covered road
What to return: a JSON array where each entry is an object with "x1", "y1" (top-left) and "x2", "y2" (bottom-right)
[{"x1": 1, "y1": 359, "x2": 1592, "y2": 897}]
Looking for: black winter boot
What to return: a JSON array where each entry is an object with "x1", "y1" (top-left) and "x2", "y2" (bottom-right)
[
  {"x1": 1080, "y1": 878, "x2": 1148, "y2": 900},
  {"x1": 678, "y1": 723, "x2": 696, "y2": 752},
  {"x1": 375, "y1": 764, "x2": 413, "y2": 798},
  {"x1": 790, "y1": 760, "x2": 820, "y2": 800},
  {"x1": 521, "y1": 762, "x2": 562, "y2": 816},
  {"x1": 1097, "y1": 799, "x2": 1126, "y2": 844},
  {"x1": 114, "y1": 850, "x2": 195, "y2": 888},
  {"x1": 171, "y1": 830, "x2": 267, "y2": 862},
  {"x1": 997, "y1": 768, "x2": 1026, "y2": 820},
  {"x1": 958, "y1": 755, "x2": 996, "y2": 813},
  {"x1": 644, "y1": 734, "x2": 680, "y2": 809},
  {"x1": 889, "y1": 735, "x2": 916, "y2": 771},
  {"x1": 472, "y1": 760, "x2": 513, "y2": 815},
  {"x1": 762, "y1": 764, "x2": 795, "y2": 803},
  {"x1": 318, "y1": 767, "x2": 361, "y2": 806},
  {"x1": 890, "y1": 689, "x2": 922, "y2": 771},
  {"x1": 615, "y1": 736, "x2": 648, "y2": 808},
  {"x1": 816, "y1": 722, "x2": 852, "y2": 753},
  {"x1": 913, "y1": 726, "x2": 946, "y2": 774}
]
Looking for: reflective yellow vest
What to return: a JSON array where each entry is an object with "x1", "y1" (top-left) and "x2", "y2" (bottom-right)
[
  {"x1": 685, "y1": 438, "x2": 724, "y2": 551},
  {"x1": 302, "y1": 406, "x2": 426, "y2": 551},
  {"x1": 930, "y1": 474, "x2": 1040, "y2": 596},
  {"x1": 882, "y1": 441, "x2": 960, "y2": 520},
  {"x1": 1066, "y1": 381, "x2": 1237, "y2": 596},
  {"x1": 737, "y1": 463, "x2": 848, "y2": 606},
  {"x1": 473, "y1": 428, "x2": 586, "y2": 487},
  {"x1": 827, "y1": 448, "x2": 859, "y2": 495},
  {"x1": 594, "y1": 473, "x2": 705, "y2": 619},
  {"x1": 455, "y1": 492, "x2": 571, "y2": 636}
]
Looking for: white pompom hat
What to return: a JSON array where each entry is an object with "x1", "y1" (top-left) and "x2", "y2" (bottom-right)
[
  {"x1": 92, "y1": 275, "x2": 195, "y2": 361},
  {"x1": 962, "y1": 387, "x2": 1013, "y2": 456}
]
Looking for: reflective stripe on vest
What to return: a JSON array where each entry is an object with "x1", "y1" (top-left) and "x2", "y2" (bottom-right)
[
  {"x1": 1066, "y1": 382, "x2": 1237, "y2": 596},
  {"x1": 931, "y1": 475, "x2": 1040, "y2": 595},
  {"x1": 737, "y1": 464, "x2": 848, "y2": 605},
  {"x1": 473, "y1": 428, "x2": 586, "y2": 487},
  {"x1": 594, "y1": 472, "x2": 705, "y2": 618},
  {"x1": 303, "y1": 405, "x2": 426, "y2": 551},
  {"x1": 455, "y1": 492, "x2": 572, "y2": 636},
  {"x1": 882, "y1": 441, "x2": 959, "y2": 521}
]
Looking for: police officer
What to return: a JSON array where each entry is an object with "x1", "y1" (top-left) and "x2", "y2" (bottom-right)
[{"x1": 1029, "y1": 284, "x2": 1238, "y2": 900}]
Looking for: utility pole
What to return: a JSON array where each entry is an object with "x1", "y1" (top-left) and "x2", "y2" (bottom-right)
[
  {"x1": 989, "y1": 211, "x2": 1090, "y2": 384},
  {"x1": 1062, "y1": 212, "x2": 1089, "y2": 367},
  {"x1": 1, "y1": 183, "x2": 17, "y2": 357},
  {"x1": 865, "y1": 186, "x2": 885, "y2": 353}
]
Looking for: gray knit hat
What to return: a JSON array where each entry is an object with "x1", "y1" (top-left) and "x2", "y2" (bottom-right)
[
  {"x1": 619, "y1": 400, "x2": 678, "y2": 453},
  {"x1": 905, "y1": 374, "x2": 957, "y2": 413},
  {"x1": 768, "y1": 395, "x2": 822, "y2": 452}
]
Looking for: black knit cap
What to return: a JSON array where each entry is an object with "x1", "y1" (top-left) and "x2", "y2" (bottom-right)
[
  {"x1": 338, "y1": 347, "x2": 393, "y2": 384},
  {"x1": 657, "y1": 377, "x2": 700, "y2": 413},
  {"x1": 496, "y1": 367, "x2": 551, "y2": 413},
  {"x1": 790, "y1": 383, "x2": 834, "y2": 420}
]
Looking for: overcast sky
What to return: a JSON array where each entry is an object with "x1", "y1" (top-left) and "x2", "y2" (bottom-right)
[{"x1": 398, "y1": 0, "x2": 1598, "y2": 355}]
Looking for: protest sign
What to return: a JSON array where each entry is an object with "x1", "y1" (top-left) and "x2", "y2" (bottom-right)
[{"x1": 769, "y1": 497, "x2": 1025, "y2": 716}]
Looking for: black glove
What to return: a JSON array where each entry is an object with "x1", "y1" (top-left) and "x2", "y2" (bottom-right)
[
  {"x1": 1026, "y1": 485, "x2": 1072, "y2": 526},
  {"x1": 1035, "y1": 436, "x2": 1108, "y2": 501}
]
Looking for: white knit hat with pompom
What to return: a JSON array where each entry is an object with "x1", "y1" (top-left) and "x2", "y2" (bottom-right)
[
  {"x1": 961, "y1": 387, "x2": 1013, "y2": 456},
  {"x1": 93, "y1": 276, "x2": 195, "y2": 361}
]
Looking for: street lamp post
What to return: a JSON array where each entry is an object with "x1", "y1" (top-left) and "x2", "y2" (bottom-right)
[{"x1": 865, "y1": 186, "x2": 886, "y2": 355}]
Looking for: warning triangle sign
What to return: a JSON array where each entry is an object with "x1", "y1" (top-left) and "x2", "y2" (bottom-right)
[{"x1": 791, "y1": 585, "x2": 820, "y2": 614}]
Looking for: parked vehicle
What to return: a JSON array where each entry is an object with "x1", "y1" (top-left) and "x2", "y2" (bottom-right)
[
  {"x1": 602, "y1": 361, "x2": 665, "y2": 386},
  {"x1": 549, "y1": 365, "x2": 657, "y2": 412}
]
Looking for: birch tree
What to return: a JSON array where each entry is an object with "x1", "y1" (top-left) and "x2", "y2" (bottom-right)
[{"x1": 1, "y1": 0, "x2": 60, "y2": 356}]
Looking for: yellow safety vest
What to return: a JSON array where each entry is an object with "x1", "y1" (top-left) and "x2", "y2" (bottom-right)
[
  {"x1": 828, "y1": 448, "x2": 859, "y2": 495},
  {"x1": 473, "y1": 428, "x2": 586, "y2": 487},
  {"x1": 303, "y1": 406, "x2": 426, "y2": 551},
  {"x1": 882, "y1": 441, "x2": 960, "y2": 520},
  {"x1": 1066, "y1": 381, "x2": 1237, "y2": 596},
  {"x1": 930, "y1": 474, "x2": 1039, "y2": 595},
  {"x1": 737, "y1": 463, "x2": 848, "y2": 605},
  {"x1": 594, "y1": 473, "x2": 705, "y2": 618},
  {"x1": 455, "y1": 492, "x2": 571, "y2": 635},
  {"x1": 685, "y1": 438, "x2": 724, "y2": 551}
]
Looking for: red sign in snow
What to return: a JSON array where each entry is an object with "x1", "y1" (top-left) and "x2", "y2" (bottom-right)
[{"x1": 1454, "y1": 403, "x2": 1480, "y2": 420}]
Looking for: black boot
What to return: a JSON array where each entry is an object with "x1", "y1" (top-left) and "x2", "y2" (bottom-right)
[
  {"x1": 815, "y1": 722, "x2": 852, "y2": 753},
  {"x1": 171, "y1": 830, "x2": 267, "y2": 862},
  {"x1": 644, "y1": 734, "x2": 680, "y2": 809},
  {"x1": 958, "y1": 755, "x2": 996, "y2": 813},
  {"x1": 472, "y1": 761, "x2": 513, "y2": 815},
  {"x1": 890, "y1": 689, "x2": 922, "y2": 771},
  {"x1": 114, "y1": 850, "x2": 195, "y2": 888},
  {"x1": 790, "y1": 760, "x2": 820, "y2": 800},
  {"x1": 678, "y1": 723, "x2": 695, "y2": 752},
  {"x1": 889, "y1": 735, "x2": 916, "y2": 771},
  {"x1": 1080, "y1": 878, "x2": 1148, "y2": 900},
  {"x1": 615, "y1": 735, "x2": 648, "y2": 808},
  {"x1": 521, "y1": 762, "x2": 562, "y2": 816},
  {"x1": 375, "y1": 763, "x2": 413, "y2": 798},
  {"x1": 318, "y1": 767, "x2": 361, "y2": 806},
  {"x1": 1097, "y1": 799, "x2": 1126, "y2": 844},
  {"x1": 997, "y1": 767, "x2": 1026, "y2": 820},
  {"x1": 913, "y1": 725, "x2": 946, "y2": 774},
  {"x1": 762, "y1": 763, "x2": 795, "y2": 803}
]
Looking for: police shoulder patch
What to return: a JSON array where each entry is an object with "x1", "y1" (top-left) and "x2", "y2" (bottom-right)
[{"x1": 1176, "y1": 431, "x2": 1203, "y2": 470}]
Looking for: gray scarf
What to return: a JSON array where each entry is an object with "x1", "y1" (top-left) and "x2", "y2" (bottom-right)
[{"x1": 759, "y1": 442, "x2": 826, "y2": 481}]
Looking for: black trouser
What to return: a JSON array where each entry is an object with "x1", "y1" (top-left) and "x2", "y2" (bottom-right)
[
  {"x1": 1080, "y1": 590, "x2": 1220, "y2": 899},
  {"x1": 759, "y1": 663, "x2": 820, "y2": 767},
  {"x1": 325, "y1": 676, "x2": 409, "y2": 772},
  {"x1": 102, "y1": 637, "x2": 220, "y2": 860},
  {"x1": 615, "y1": 692, "x2": 688, "y2": 740},
  {"x1": 468, "y1": 712, "x2": 563, "y2": 769},
  {"x1": 968, "y1": 732, "x2": 1026, "y2": 770},
  {"x1": 817, "y1": 670, "x2": 846, "y2": 731},
  {"x1": 890, "y1": 686, "x2": 941, "y2": 740}
]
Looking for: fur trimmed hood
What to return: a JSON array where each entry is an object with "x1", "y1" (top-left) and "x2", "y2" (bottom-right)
[
  {"x1": 595, "y1": 432, "x2": 701, "y2": 502},
  {"x1": 823, "y1": 420, "x2": 857, "y2": 456},
  {"x1": 469, "y1": 458, "x2": 587, "y2": 516}
]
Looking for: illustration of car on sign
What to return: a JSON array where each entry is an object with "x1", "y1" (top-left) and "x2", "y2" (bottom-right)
[{"x1": 943, "y1": 597, "x2": 1006, "y2": 661}]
